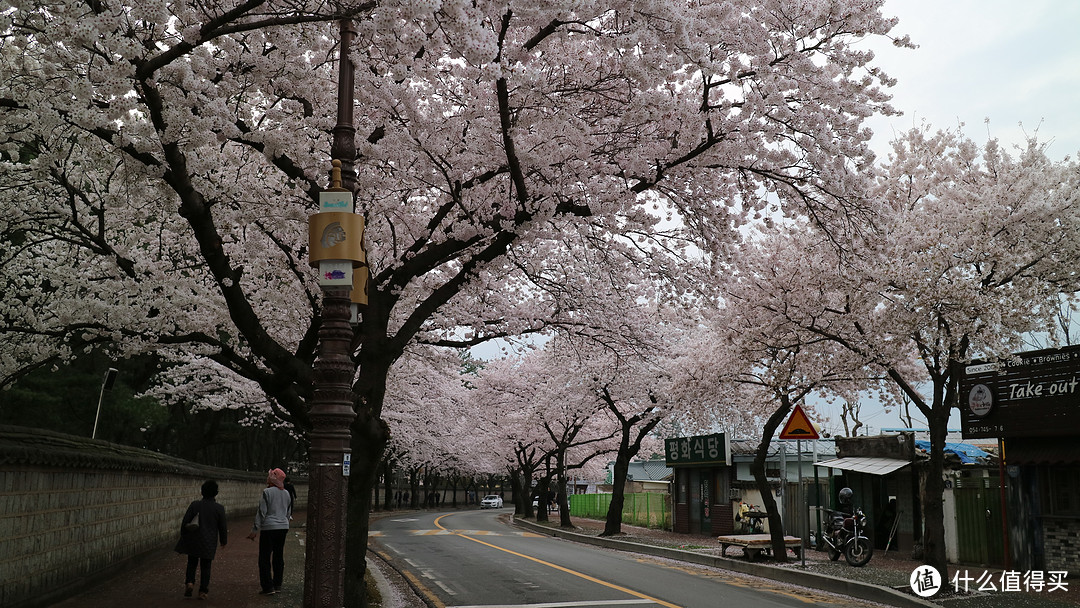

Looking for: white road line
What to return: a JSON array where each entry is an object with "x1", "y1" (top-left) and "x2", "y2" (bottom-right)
[
  {"x1": 434, "y1": 579, "x2": 458, "y2": 596},
  {"x1": 448, "y1": 601, "x2": 658, "y2": 608}
]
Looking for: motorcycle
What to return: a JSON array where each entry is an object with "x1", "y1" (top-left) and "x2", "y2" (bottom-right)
[{"x1": 822, "y1": 507, "x2": 874, "y2": 567}]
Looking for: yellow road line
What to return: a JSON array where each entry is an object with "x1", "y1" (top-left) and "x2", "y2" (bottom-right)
[{"x1": 433, "y1": 514, "x2": 680, "y2": 608}]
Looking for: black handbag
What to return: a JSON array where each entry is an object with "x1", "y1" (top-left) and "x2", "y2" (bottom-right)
[{"x1": 184, "y1": 512, "x2": 200, "y2": 533}]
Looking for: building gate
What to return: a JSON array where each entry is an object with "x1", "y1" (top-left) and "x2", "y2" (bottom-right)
[{"x1": 955, "y1": 477, "x2": 1005, "y2": 567}]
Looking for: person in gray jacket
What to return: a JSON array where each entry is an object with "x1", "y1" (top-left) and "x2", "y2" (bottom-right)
[
  {"x1": 175, "y1": 479, "x2": 228, "y2": 600},
  {"x1": 247, "y1": 468, "x2": 292, "y2": 595}
]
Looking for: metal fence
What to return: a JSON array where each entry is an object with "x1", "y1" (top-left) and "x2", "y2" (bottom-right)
[{"x1": 568, "y1": 492, "x2": 670, "y2": 530}]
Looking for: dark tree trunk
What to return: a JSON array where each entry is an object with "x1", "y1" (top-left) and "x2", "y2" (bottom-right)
[
  {"x1": 881, "y1": 355, "x2": 962, "y2": 593},
  {"x1": 380, "y1": 458, "x2": 393, "y2": 511},
  {"x1": 342, "y1": 409, "x2": 389, "y2": 608},
  {"x1": 603, "y1": 440, "x2": 632, "y2": 536},
  {"x1": 752, "y1": 397, "x2": 794, "y2": 562},
  {"x1": 920, "y1": 391, "x2": 952, "y2": 582},
  {"x1": 602, "y1": 402, "x2": 662, "y2": 537},
  {"x1": 409, "y1": 468, "x2": 420, "y2": 508},
  {"x1": 510, "y1": 469, "x2": 525, "y2": 516},
  {"x1": 535, "y1": 475, "x2": 551, "y2": 523},
  {"x1": 557, "y1": 458, "x2": 573, "y2": 528}
]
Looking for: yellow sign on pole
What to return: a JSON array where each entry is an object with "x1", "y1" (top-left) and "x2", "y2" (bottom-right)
[{"x1": 779, "y1": 404, "x2": 819, "y2": 440}]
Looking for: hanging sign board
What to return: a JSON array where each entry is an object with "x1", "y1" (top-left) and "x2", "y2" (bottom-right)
[
  {"x1": 779, "y1": 404, "x2": 819, "y2": 440},
  {"x1": 960, "y1": 344, "x2": 1080, "y2": 439},
  {"x1": 664, "y1": 433, "x2": 730, "y2": 466}
]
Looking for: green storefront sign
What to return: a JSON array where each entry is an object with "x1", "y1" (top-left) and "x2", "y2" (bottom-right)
[{"x1": 664, "y1": 433, "x2": 730, "y2": 466}]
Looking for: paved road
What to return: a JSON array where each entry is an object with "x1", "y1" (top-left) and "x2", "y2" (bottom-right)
[{"x1": 370, "y1": 508, "x2": 885, "y2": 608}]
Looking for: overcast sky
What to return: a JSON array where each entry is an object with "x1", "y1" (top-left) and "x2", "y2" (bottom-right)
[
  {"x1": 863, "y1": 0, "x2": 1080, "y2": 163},
  {"x1": 813, "y1": 1, "x2": 1080, "y2": 437}
]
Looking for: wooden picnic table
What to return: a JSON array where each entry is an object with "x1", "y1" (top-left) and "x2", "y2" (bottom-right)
[{"x1": 717, "y1": 533, "x2": 802, "y2": 561}]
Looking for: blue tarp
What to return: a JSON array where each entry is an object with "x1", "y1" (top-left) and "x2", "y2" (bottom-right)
[{"x1": 914, "y1": 440, "x2": 990, "y2": 464}]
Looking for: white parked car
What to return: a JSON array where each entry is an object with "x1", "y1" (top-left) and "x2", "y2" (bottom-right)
[{"x1": 480, "y1": 495, "x2": 503, "y2": 509}]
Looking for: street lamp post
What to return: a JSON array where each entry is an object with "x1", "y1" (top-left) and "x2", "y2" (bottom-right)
[
  {"x1": 304, "y1": 17, "x2": 361, "y2": 608},
  {"x1": 303, "y1": 283, "x2": 355, "y2": 608},
  {"x1": 91, "y1": 368, "x2": 118, "y2": 440}
]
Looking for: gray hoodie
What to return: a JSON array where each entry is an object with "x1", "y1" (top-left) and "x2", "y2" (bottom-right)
[{"x1": 252, "y1": 486, "x2": 292, "y2": 532}]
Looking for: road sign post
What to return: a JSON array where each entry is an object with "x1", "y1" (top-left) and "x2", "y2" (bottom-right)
[{"x1": 779, "y1": 404, "x2": 819, "y2": 567}]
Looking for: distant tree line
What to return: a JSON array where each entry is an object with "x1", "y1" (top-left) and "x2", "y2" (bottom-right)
[{"x1": 0, "y1": 352, "x2": 304, "y2": 471}]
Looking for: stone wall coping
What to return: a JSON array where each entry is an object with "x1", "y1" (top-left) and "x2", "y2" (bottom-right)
[{"x1": 0, "y1": 425, "x2": 266, "y2": 481}]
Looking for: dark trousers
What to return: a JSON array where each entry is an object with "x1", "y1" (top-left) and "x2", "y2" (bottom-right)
[
  {"x1": 258, "y1": 529, "x2": 288, "y2": 591},
  {"x1": 185, "y1": 555, "x2": 213, "y2": 593}
]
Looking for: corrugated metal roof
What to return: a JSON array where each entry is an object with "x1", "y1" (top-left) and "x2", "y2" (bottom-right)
[
  {"x1": 814, "y1": 456, "x2": 911, "y2": 475},
  {"x1": 626, "y1": 460, "x2": 672, "y2": 481},
  {"x1": 729, "y1": 438, "x2": 836, "y2": 458}
]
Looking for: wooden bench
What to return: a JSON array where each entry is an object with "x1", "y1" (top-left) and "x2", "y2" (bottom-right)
[{"x1": 717, "y1": 534, "x2": 802, "y2": 561}]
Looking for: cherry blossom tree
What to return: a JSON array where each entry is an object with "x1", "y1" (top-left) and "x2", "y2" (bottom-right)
[
  {"x1": 469, "y1": 348, "x2": 617, "y2": 523},
  {"x1": 672, "y1": 274, "x2": 885, "y2": 561},
  {"x1": 1, "y1": 1, "x2": 905, "y2": 601},
  {"x1": 742, "y1": 127, "x2": 1080, "y2": 578}
]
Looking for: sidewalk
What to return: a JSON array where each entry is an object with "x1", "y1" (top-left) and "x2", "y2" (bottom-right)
[{"x1": 48, "y1": 512, "x2": 308, "y2": 607}]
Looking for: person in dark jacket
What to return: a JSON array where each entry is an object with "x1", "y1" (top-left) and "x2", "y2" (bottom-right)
[{"x1": 175, "y1": 479, "x2": 228, "y2": 600}]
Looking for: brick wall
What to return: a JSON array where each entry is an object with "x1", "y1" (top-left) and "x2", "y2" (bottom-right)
[
  {"x1": 1043, "y1": 517, "x2": 1080, "y2": 572},
  {"x1": 0, "y1": 426, "x2": 307, "y2": 608}
]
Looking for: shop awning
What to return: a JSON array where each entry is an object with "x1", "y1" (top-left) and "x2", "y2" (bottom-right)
[
  {"x1": 814, "y1": 457, "x2": 911, "y2": 475},
  {"x1": 1005, "y1": 437, "x2": 1080, "y2": 465}
]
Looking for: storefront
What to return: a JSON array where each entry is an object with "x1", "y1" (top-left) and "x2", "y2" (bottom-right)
[
  {"x1": 960, "y1": 344, "x2": 1080, "y2": 572},
  {"x1": 665, "y1": 433, "x2": 732, "y2": 535}
]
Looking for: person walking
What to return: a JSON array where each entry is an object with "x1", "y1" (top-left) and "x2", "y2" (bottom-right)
[
  {"x1": 175, "y1": 479, "x2": 228, "y2": 600},
  {"x1": 247, "y1": 468, "x2": 292, "y2": 595}
]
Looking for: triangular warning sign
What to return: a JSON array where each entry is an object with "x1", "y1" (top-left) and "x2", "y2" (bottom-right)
[{"x1": 779, "y1": 404, "x2": 819, "y2": 440}]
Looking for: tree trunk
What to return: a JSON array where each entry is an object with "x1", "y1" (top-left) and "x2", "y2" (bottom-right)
[
  {"x1": 380, "y1": 458, "x2": 393, "y2": 511},
  {"x1": 342, "y1": 410, "x2": 389, "y2": 608},
  {"x1": 921, "y1": 403, "x2": 951, "y2": 581},
  {"x1": 535, "y1": 475, "x2": 551, "y2": 523},
  {"x1": 753, "y1": 398, "x2": 794, "y2": 562},
  {"x1": 409, "y1": 468, "x2": 420, "y2": 508},
  {"x1": 602, "y1": 405, "x2": 662, "y2": 537},
  {"x1": 510, "y1": 469, "x2": 524, "y2": 516},
  {"x1": 603, "y1": 435, "x2": 632, "y2": 536},
  {"x1": 557, "y1": 463, "x2": 573, "y2": 528}
]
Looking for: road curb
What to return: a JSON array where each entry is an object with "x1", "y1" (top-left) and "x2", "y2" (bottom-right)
[{"x1": 512, "y1": 516, "x2": 937, "y2": 608}]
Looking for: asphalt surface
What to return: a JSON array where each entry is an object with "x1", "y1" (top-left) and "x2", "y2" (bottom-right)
[
  {"x1": 45, "y1": 509, "x2": 1080, "y2": 608},
  {"x1": 518, "y1": 513, "x2": 1080, "y2": 608},
  {"x1": 371, "y1": 509, "x2": 886, "y2": 608}
]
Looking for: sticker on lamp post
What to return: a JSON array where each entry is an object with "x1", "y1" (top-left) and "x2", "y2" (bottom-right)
[
  {"x1": 343, "y1": 452, "x2": 351, "y2": 477},
  {"x1": 319, "y1": 260, "x2": 353, "y2": 287},
  {"x1": 320, "y1": 191, "x2": 352, "y2": 212}
]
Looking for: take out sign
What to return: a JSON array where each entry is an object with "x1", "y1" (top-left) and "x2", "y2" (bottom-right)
[{"x1": 960, "y1": 345, "x2": 1080, "y2": 439}]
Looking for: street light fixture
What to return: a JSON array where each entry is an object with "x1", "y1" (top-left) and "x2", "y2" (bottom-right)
[{"x1": 91, "y1": 368, "x2": 118, "y2": 440}]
